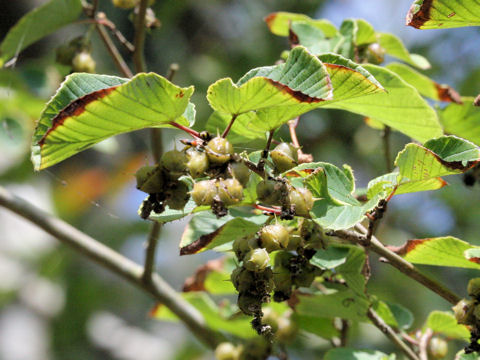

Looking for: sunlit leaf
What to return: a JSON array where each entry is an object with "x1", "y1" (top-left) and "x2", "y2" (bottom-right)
[
  {"x1": 386, "y1": 62, "x2": 461, "y2": 103},
  {"x1": 439, "y1": 98, "x2": 480, "y2": 146},
  {"x1": 397, "y1": 236, "x2": 480, "y2": 269},
  {"x1": 424, "y1": 311, "x2": 470, "y2": 340},
  {"x1": 207, "y1": 47, "x2": 383, "y2": 136},
  {"x1": 367, "y1": 136, "x2": 480, "y2": 199},
  {"x1": 264, "y1": 12, "x2": 338, "y2": 37},
  {"x1": 292, "y1": 313, "x2": 339, "y2": 339},
  {"x1": 0, "y1": 0, "x2": 82, "y2": 66},
  {"x1": 377, "y1": 33, "x2": 430, "y2": 69},
  {"x1": 32, "y1": 73, "x2": 194, "y2": 170},
  {"x1": 323, "y1": 64, "x2": 442, "y2": 142},
  {"x1": 406, "y1": 0, "x2": 480, "y2": 29}
]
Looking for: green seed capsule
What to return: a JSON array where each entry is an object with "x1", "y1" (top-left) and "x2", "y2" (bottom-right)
[
  {"x1": 256, "y1": 179, "x2": 285, "y2": 206},
  {"x1": 160, "y1": 150, "x2": 188, "y2": 179},
  {"x1": 135, "y1": 165, "x2": 164, "y2": 194},
  {"x1": 452, "y1": 298, "x2": 475, "y2": 325},
  {"x1": 232, "y1": 235, "x2": 257, "y2": 261},
  {"x1": 217, "y1": 178, "x2": 244, "y2": 206},
  {"x1": 428, "y1": 337, "x2": 448, "y2": 359},
  {"x1": 166, "y1": 182, "x2": 190, "y2": 210},
  {"x1": 186, "y1": 148, "x2": 209, "y2": 178},
  {"x1": 206, "y1": 137, "x2": 234, "y2": 165},
  {"x1": 191, "y1": 180, "x2": 217, "y2": 206},
  {"x1": 366, "y1": 43, "x2": 385, "y2": 65},
  {"x1": 72, "y1": 51, "x2": 96, "y2": 73},
  {"x1": 271, "y1": 143, "x2": 298, "y2": 173},
  {"x1": 468, "y1": 278, "x2": 480, "y2": 299},
  {"x1": 228, "y1": 161, "x2": 251, "y2": 186},
  {"x1": 288, "y1": 187, "x2": 314, "y2": 217},
  {"x1": 259, "y1": 224, "x2": 290, "y2": 252},
  {"x1": 237, "y1": 293, "x2": 260, "y2": 316},
  {"x1": 244, "y1": 248, "x2": 270, "y2": 272},
  {"x1": 215, "y1": 342, "x2": 240, "y2": 360}
]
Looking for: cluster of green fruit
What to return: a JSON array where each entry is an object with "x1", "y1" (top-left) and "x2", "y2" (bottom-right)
[
  {"x1": 452, "y1": 278, "x2": 480, "y2": 354},
  {"x1": 56, "y1": 37, "x2": 96, "y2": 73}
]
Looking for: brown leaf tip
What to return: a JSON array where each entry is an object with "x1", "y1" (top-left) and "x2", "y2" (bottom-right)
[
  {"x1": 393, "y1": 238, "x2": 429, "y2": 256},
  {"x1": 474, "y1": 94, "x2": 480, "y2": 107},
  {"x1": 37, "y1": 86, "x2": 119, "y2": 146},
  {"x1": 435, "y1": 83, "x2": 463, "y2": 104},
  {"x1": 264, "y1": 13, "x2": 277, "y2": 28},
  {"x1": 267, "y1": 78, "x2": 328, "y2": 103},
  {"x1": 179, "y1": 226, "x2": 223, "y2": 255},
  {"x1": 469, "y1": 257, "x2": 480, "y2": 264},
  {"x1": 406, "y1": 0, "x2": 434, "y2": 29}
]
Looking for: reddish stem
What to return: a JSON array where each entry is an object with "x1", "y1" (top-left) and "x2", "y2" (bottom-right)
[
  {"x1": 169, "y1": 122, "x2": 202, "y2": 139},
  {"x1": 221, "y1": 114, "x2": 238, "y2": 138},
  {"x1": 254, "y1": 204, "x2": 282, "y2": 215},
  {"x1": 288, "y1": 118, "x2": 300, "y2": 148}
]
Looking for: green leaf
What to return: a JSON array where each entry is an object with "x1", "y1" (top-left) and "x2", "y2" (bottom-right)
[
  {"x1": 0, "y1": 0, "x2": 83, "y2": 66},
  {"x1": 398, "y1": 236, "x2": 480, "y2": 269},
  {"x1": 377, "y1": 33, "x2": 430, "y2": 69},
  {"x1": 32, "y1": 73, "x2": 194, "y2": 170},
  {"x1": 439, "y1": 98, "x2": 480, "y2": 146},
  {"x1": 206, "y1": 47, "x2": 383, "y2": 136},
  {"x1": 179, "y1": 212, "x2": 262, "y2": 255},
  {"x1": 406, "y1": 0, "x2": 480, "y2": 29},
  {"x1": 149, "y1": 199, "x2": 200, "y2": 224},
  {"x1": 292, "y1": 313, "x2": 339, "y2": 339},
  {"x1": 294, "y1": 162, "x2": 381, "y2": 230},
  {"x1": 323, "y1": 64, "x2": 443, "y2": 142},
  {"x1": 151, "y1": 292, "x2": 256, "y2": 338},
  {"x1": 373, "y1": 301, "x2": 398, "y2": 328},
  {"x1": 264, "y1": 12, "x2": 338, "y2": 37},
  {"x1": 295, "y1": 289, "x2": 370, "y2": 321},
  {"x1": 386, "y1": 62, "x2": 461, "y2": 103},
  {"x1": 367, "y1": 136, "x2": 480, "y2": 199},
  {"x1": 384, "y1": 301, "x2": 414, "y2": 330},
  {"x1": 324, "y1": 349, "x2": 395, "y2": 360},
  {"x1": 424, "y1": 311, "x2": 470, "y2": 340},
  {"x1": 289, "y1": 22, "x2": 333, "y2": 55},
  {"x1": 336, "y1": 246, "x2": 366, "y2": 295},
  {"x1": 310, "y1": 246, "x2": 350, "y2": 269}
]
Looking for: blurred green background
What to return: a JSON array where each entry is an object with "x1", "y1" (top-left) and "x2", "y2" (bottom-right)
[{"x1": 1, "y1": 0, "x2": 480, "y2": 359}]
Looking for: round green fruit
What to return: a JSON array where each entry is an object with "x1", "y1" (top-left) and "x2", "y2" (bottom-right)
[
  {"x1": 452, "y1": 298, "x2": 475, "y2": 325},
  {"x1": 468, "y1": 278, "x2": 480, "y2": 299},
  {"x1": 228, "y1": 161, "x2": 251, "y2": 186},
  {"x1": 271, "y1": 142, "x2": 298, "y2": 173},
  {"x1": 166, "y1": 182, "x2": 190, "y2": 210},
  {"x1": 206, "y1": 137, "x2": 234, "y2": 165},
  {"x1": 215, "y1": 342, "x2": 240, "y2": 360},
  {"x1": 72, "y1": 51, "x2": 96, "y2": 73},
  {"x1": 217, "y1": 178, "x2": 243, "y2": 206},
  {"x1": 256, "y1": 179, "x2": 285, "y2": 206},
  {"x1": 233, "y1": 235, "x2": 257, "y2": 261},
  {"x1": 244, "y1": 248, "x2": 270, "y2": 272},
  {"x1": 135, "y1": 165, "x2": 164, "y2": 194},
  {"x1": 428, "y1": 337, "x2": 448, "y2": 359},
  {"x1": 159, "y1": 150, "x2": 187, "y2": 179},
  {"x1": 259, "y1": 224, "x2": 290, "y2": 252},
  {"x1": 186, "y1": 148, "x2": 209, "y2": 178},
  {"x1": 191, "y1": 180, "x2": 217, "y2": 206},
  {"x1": 288, "y1": 187, "x2": 314, "y2": 217}
]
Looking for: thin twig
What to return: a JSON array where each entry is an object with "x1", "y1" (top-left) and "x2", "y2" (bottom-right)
[
  {"x1": 142, "y1": 221, "x2": 161, "y2": 283},
  {"x1": 367, "y1": 308, "x2": 420, "y2": 360},
  {"x1": 96, "y1": 24, "x2": 133, "y2": 78},
  {"x1": 329, "y1": 226, "x2": 460, "y2": 305},
  {"x1": 221, "y1": 114, "x2": 238, "y2": 138},
  {"x1": 339, "y1": 319, "x2": 349, "y2": 347},
  {"x1": 86, "y1": 15, "x2": 135, "y2": 52},
  {"x1": 288, "y1": 118, "x2": 300, "y2": 148},
  {"x1": 0, "y1": 185, "x2": 223, "y2": 348},
  {"x1": 383, "y1": 125, "x2": 392, "y2": 173},
  {"x1": 419, "y1": 328, "x2": 433, "y2": 360},
  {"x1": 133, "y1": 0, "x2": 149, "y2": 73}
]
